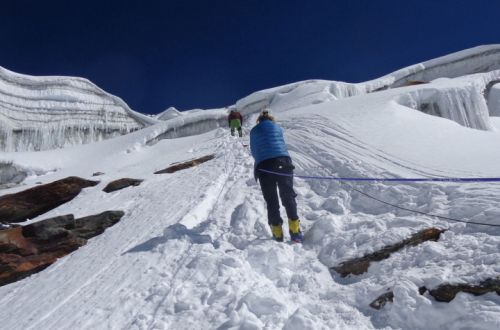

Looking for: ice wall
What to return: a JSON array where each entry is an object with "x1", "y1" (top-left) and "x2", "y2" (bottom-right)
[
  {"x1": 0, "y1": 66, "x2": 157, "y2": 152},
  {"x1": 398, "y1": 85, "x2": 493, "y2": 130},
  {"x1": 395, "y1": 70, "x2": 500, "y2": 130},
  {"x1": 146, "y1": 109, "x2": 228, "y2": 145},
  {"x1": 487, "y1": 83, "x2": 500, "y2": 116},
  {"x1": 369, "y1": 45, "x2": 500, "y2": 90}
]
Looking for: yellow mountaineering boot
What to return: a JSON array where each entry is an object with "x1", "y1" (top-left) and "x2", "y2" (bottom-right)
[
  {"x1": 288, "y1": 219, "x2": 303, "y2": 243},
  {"x1": 270, "y1": 225, "x2": 284, "y2": 242}
]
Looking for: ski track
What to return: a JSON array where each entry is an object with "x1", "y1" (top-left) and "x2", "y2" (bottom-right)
[{"x1": 1, "y1": 116, "x2": 500, "y2": 329}]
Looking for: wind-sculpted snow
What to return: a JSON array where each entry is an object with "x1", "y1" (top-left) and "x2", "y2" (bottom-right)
[
  {"x1": 145, "y1": 108, "x2": 228, "y2": 145},
  {"x1": 396, "y1": 70, "x2": 500, "y2": 130},
  {"x1": 235, "y1": 79, "x2": 366, "y2": 115},
  {"x1": 370, "y1": 45, "x2": 500, "y2": 89},
  {"x1": 154, "y1": 107, "x2": 183, "y2": 121},
  {"x1": 0, "y1": 66, "x2": 157, "y2": 152},
  {"x1": 234, "y1": 45, "x2": 500, "y2": 131}
]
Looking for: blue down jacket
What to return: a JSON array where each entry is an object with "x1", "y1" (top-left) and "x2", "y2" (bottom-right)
[{"x1": 250, "y1": 119, "x2": 290, "y2": 166}]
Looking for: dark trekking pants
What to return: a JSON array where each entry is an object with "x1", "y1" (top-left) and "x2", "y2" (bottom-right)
[{"x1": 256, "y1": 156, "x2": 298, "y2": 226}]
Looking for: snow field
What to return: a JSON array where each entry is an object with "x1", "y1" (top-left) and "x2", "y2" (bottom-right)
[{"x1": 1, "y1": 45, "x2": 500, "y2": 329}]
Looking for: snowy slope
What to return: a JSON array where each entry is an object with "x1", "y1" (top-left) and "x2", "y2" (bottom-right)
[
  {"x1": 1, "y1": 46, "x2": 500, "y2": 329},
  {"x1": 0, "y1": 66, "x2": 157, "y2": 152},
  {"x1": 236, "y1": 45, "x2": 500, "y2": 131}
]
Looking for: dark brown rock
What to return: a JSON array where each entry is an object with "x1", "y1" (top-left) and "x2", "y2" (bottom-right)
[
  {"x1": 0, "y1": 210, "x2": 124, "y2": 286},
  {"x1": 69, "y1": 210, "x2": 124, "y2": 239},
  {"x1": 331, "y1": 228, "x2": 445, "y2": 277},
  {"x1": 426, "y1": 278, "x2": 500, "y2": 302},
  {"x1": 103, "y1": 178, "x2": 143, "y2": 193},
  {"x1": 0, "y1": 226, "x2": 37, "y2": 256},
  {"x1": 154, "y1": 154, "x2": 215, "y2": 174},
  {"x1": 370, "y1": 291, "x2": 394, "y2": 310},
  {"x1": 0, "y1": 176, "x2": 99, "y2": 223},
  {"x1": 418, "y1": 286, "x2": 427, "y2": 295},
  {"x1": 404, "y1": 80, "x2": 428, "y2": 86}
]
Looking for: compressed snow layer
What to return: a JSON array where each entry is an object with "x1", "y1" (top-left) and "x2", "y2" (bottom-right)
[{"x1": 0, "y1": 66, "x2": 157, "y2": 152}]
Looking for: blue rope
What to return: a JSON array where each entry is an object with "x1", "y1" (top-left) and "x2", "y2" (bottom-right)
[
  {"x1": 257, "y1": 169, "x2": 500, "y2": 183},
  {"x1": 257, "y1": 168, "x2": 500, "y2": 227}
]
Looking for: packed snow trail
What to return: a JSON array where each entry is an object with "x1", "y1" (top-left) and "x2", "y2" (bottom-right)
[
  {"x1": 118, "y1": 134, "x2": 376, "y2": 329},
  {"x1": 0, "y1": 129, "x2": 375, "y2": 329}
]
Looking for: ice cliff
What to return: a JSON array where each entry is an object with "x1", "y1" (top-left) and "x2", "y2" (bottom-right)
[
  {"x1": 0, "y1": 66, "x2": 157, "y2": 152},
  {"x1": 235, "y1": 45, "x2": 500, "y2": 131}
]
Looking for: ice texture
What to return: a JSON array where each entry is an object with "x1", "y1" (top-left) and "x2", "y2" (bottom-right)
[
  {"x1": 0, "y1": 66, "x2": 157, "y2": 152},
  {"x1": 487, "y1": 83, "x2": 500, "y2": 116}
]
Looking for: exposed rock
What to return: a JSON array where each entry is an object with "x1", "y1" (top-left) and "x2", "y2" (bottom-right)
[
  {"x1": 0, "y1": 176, "x2": 99, "y2": 223},
  {"x1": 421, "y1": 278, "x2": 500, "y2": 302},
  {"x1": 0, "y1": 210, "x2": 124, "y2": 286},
  {"x1": 68, "y1": 211, "x2": 124, "y2": 239},
  {"x1": 0, "y1": 226, "x2": 37, "y2": 255},
  {"x1": 331, "y1": 228, "x2": 445, "y2": 277},
  {"x1": 370, "y1": 291, "x2": 394, "y2": 310},
  {"x1": 404, "y1": 80, "x2": 428, "y2": 86},
  {"x1": 154, "y1": 154, "x2": 215, "y2": 174},
  {"x1": 103, "y1": 178, "x2": 143, "y2": 193},
  {"x1": 92, "y1": 172, "x2": 105, "y2": 176}
]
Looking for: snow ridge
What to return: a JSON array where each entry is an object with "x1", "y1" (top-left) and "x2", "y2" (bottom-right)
[{"x1": 235, "y1": 45, "x2": 500, "y2": 131}]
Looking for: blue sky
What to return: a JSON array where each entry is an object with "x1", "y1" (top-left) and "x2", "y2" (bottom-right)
[{"x1": 1, "y1": 0, "x2": 499, "y2": 114}]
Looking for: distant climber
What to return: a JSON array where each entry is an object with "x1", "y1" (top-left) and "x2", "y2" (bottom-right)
[
  {"x1": 249, "y1": 109, "x2": 303, "y2": 243},
  {"x1": 228, "y1": 108, "x2": 243, "y2": 137}
]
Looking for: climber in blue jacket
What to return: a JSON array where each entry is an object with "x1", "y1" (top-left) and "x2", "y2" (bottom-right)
[{"x1": 250, "y1": 109, "x2": 303, "y2": 243}]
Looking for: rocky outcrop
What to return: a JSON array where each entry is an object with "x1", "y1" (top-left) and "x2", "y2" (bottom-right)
[
  {"x1": 0, "y1": 177, "x2": 99, "y2": 223},
  {"x1": 331, "y1": 228, "x2": 445, "y2": 277},
  {"x1": 369, "y1": 278, "x2": 500, "y2": 310},
  {"x1": 103, "y1": 178, "x2": 143, "y2": 193},
  {"x1": 421, "y1": 278, "x2": 500, "y2": 302},
  {"x1": 0, "y1": 210, "x2": 124, "y2": 286},
  {"x1": 154, "y1": 154, "x2": 215, "y2": 174},
  {"x1": 369, "y1": 291, "x2": 394, "y2": 310}
]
